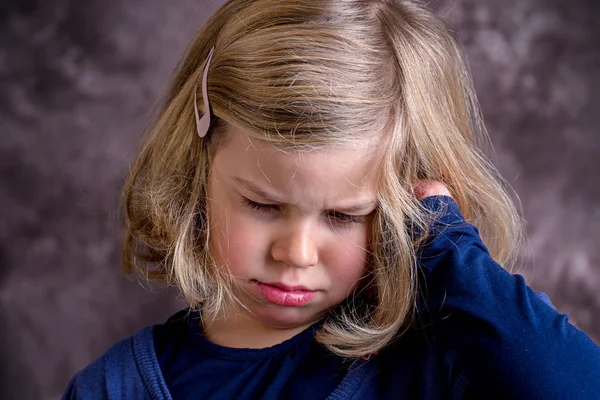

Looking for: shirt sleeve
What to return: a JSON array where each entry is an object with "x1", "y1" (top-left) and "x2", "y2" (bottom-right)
[
  {"x1": 59, "y1": 331, "x2": 158, "y2": 400},
  {"x1": 61, "y1": 376, "x2": 77, "y2": 400},
  {"x1": 416, "y1": 195, "x2": 600, "y2": 399}
]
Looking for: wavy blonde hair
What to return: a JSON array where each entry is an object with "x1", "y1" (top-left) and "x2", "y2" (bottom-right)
[{"x1": 122, "y1": 0, "x2": 524, "y2": 358}]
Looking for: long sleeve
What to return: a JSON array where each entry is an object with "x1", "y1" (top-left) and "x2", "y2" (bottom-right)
[
  {"x1": 417, "y1": 196, "x2": 600, "y2": 399},
  {"x1": 60, "y1": 328, "x2": 164, "y2": 400}
]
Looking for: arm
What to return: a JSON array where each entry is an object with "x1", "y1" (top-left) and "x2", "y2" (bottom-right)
[
  {"x1": 60, "y1": 330, "x2": 158, "y2": 400},
  {"x1": 417, "y1": 195, "x2": 600, "y2": 398}
]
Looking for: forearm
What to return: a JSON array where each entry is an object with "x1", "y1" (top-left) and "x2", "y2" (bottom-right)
[{"x1": 418, "y1": 196, "x2": 600, "y2": 398}]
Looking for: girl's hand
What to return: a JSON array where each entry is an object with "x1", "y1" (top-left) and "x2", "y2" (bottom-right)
[{"x1": 412, "y1": 180, "x2": 453, "y2": 201}]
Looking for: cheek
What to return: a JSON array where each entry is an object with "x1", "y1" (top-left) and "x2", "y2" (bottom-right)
[
  {"x1": 323, "y1": 229, "x2": 370, "y2": 289},
  {"x1": 208, "y1": 202, "x2": 263, "y2": 277}
]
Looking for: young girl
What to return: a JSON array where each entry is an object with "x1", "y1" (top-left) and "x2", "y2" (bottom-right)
[{"x1": 63, "y1": 0, "x2": 600, "y2": 398}]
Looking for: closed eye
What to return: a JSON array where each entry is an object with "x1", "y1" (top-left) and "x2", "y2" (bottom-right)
[
  {"x1": 240, "y1": 197, "x2": 368, "y2": 227},
  {"x1": 241, "y1": 197, "x2": 279, "y2": 212},
  {"x1": 326, "y1": 211, "x2": 367, "y2": 226}
]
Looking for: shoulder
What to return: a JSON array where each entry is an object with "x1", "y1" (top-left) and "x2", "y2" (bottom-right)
[{"x1": 62, "y1": 325, "x2": 162, "y2": 400}]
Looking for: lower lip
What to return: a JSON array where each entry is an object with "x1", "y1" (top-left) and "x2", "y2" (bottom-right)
[{"x1": 255, "y1": 282, "x2": 316, "y2": 307}]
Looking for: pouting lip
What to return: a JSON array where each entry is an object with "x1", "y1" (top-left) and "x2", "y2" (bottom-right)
[{"x1": 254, "y1": 280, "x2": 315, "y2": 292}]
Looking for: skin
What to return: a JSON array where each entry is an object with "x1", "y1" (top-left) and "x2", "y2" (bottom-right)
[
  {"x1": 204, "y1": 124, "x2": 450, "y2": 349},
  {"x1": 413, "y1": 180, "x2": 452, "y2": 200}
]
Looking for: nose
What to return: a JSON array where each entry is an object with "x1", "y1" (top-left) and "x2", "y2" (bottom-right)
[{"x1": 271, "y1": 221, "x2": 319, "y2": 269}]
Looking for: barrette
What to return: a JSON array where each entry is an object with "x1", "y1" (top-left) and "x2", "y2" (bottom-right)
[{"x1": 194, "y1": 46, "x2": 215, "y2": 138}]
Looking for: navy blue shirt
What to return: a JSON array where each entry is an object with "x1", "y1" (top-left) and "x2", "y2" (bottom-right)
[{"x1": 154, "y1": 311, "x2": 347, "y2": 399}]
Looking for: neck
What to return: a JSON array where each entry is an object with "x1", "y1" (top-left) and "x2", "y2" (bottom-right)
[{"x1": 201, "y1": 307, "x2": 317, "y2": 349}]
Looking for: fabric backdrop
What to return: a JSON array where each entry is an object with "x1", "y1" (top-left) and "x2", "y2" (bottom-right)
[{"x1": 1, "y1": 0, "x2": 598, "y2": 398}]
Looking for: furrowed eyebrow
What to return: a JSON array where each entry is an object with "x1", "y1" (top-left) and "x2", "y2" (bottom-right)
[
  {"x1": 233, "y1": 177, "x2": 282, "y2": 203},
  {"x1": 335, "y1": 201, "x2": 377, "y2": 214},
  {"x1": 232, "y1": 177, "x2": 377, "y2": 213}
]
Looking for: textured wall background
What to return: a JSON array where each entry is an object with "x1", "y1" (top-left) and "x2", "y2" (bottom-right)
[{"x1": 1, "y1": 0, "x2": 598, "y2": 399}]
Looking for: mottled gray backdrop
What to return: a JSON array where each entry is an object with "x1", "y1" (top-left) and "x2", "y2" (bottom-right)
[{"x1": 1, "y1": 0, "x2": 598, "y2": 399}]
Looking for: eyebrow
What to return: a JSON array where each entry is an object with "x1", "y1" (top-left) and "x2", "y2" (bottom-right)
[
  {"x1": 234, "y1": 177, "x2": 282, "y2": 203},
  {"x1": 232, "y1": 177, "x2": 377, "y2": 213}
]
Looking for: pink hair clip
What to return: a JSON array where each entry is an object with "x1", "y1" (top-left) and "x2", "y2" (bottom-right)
[{"x1": 194, "y1": 46, "x2": 215, "y2": 138}]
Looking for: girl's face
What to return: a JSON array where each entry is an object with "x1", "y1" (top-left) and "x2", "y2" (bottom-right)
[{"x1": 207, "y1": 125, "x2": 380, "y2": 333}]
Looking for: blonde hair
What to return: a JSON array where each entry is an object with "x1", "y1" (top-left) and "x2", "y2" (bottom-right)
[{"x1": 122, "y1": 0, "x2": 524, "y2": 358}]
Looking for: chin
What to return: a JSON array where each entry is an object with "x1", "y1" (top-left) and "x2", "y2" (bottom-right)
[{"x1": 249, "y1": 303, "x2": 325, "y2": 330}]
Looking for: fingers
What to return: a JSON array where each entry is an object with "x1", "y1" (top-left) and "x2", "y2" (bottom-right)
[{"x1": 412, "y1": 180, "x2": 453, "y2": 200}]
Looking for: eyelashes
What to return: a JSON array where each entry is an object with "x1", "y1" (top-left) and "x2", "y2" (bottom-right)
[
  {"x1": 328, "y1": 211, "x2": 368, "y2": 226},
  {"x1": 240, "y1": 197, "x2": 278, "y2": 213},
  {"x1": 240, "y1": 196, "x2": 368, "y2": 227}
]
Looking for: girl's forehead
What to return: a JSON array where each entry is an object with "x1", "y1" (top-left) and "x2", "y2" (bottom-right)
[{"x1": 213, "y1": 125, "x2": 382, "y2": 202}]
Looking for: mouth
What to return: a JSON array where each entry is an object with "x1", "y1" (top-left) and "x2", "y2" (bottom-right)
[
  {"x1": 253, "y1": 280, "x2": 317, "y2": 307},
  {"x1": 261, "y1": 281, "x2": 312, "y2": 292}
]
